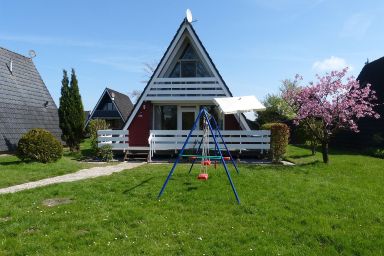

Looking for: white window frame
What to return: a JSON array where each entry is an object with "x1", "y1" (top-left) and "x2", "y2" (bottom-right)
[{"x1": 177, "y1": 105, "x2": 198, "y2": 130}]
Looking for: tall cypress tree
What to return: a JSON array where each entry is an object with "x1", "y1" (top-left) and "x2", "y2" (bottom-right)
[
  {"x1": 68, "y1": 68, "x2": 85, "y2": 151},
  {"x1": 58, "y1": 70, "x2": 72, "y2": 146}
]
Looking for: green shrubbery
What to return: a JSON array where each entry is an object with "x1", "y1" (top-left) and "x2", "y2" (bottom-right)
[
  {"x1": 87, "y1": 119, "x2": 113, "y2": 161},
  {"x1": 365, "y1": 148, "x2": 384, "y2": 159},
  {"x1": 261, "y1": 123, "x2": 290, "y2": 163},
  {"x1": 98, "y1": 145, "x2": 113, "y2": 162},
  {"x1": 18, "y1": 128, "x2": 63, "y2": 163}
]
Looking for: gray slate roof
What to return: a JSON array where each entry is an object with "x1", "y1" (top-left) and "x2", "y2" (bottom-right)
[
  {"x1": 105, "y1": 88, "x2": 133, "y2": 121},
  {"x1": 0, "y1": 47, "x2": 61, "y2": 152}
]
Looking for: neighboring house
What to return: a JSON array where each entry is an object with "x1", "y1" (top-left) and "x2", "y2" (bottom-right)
[
  {"x1": 356, "y1": 57, "x2": 384, "y2": 146},
  {"x1": 332, "y1": 57, "x2": 384, "y2": 148},
  {"x1": 85, "y1": 88, "x2": 134, "y2": 129},
  {"x1": 0, "y1": 47, "x2": 61, "y2": 152},
  {"x1": 84, "y1": 110, "x2": 90, "y2": 124}
]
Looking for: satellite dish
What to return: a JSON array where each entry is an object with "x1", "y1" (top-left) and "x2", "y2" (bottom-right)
[
  {"x1": 28, "y1": 50, "x2": 36, "y2": 58},
  {"x1": 186, "y1": 9, "x2": 193, "y2": 23}
]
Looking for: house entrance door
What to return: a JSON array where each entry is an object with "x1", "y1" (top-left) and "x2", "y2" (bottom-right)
[
  {"x1": 178, "y1": 106, "x2": 197, "y2": 130},
  {"x1": 182, "y1": 111, "x2": 195, "y2": 130}
]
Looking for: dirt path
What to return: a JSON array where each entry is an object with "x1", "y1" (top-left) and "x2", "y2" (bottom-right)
[{"x1": 0, "y1": 162, "x2": 145, "y2": 195}]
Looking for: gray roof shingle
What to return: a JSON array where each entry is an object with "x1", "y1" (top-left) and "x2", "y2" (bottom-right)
[
  {"x1": 0, "y1": 47, "x2": 61, "y2": 152},
  {"x1": 105, "y1": 88, "x2": 133, "y2": 121}
]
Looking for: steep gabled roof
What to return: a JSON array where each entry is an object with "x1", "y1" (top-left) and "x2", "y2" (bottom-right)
[
  {"x1": 85, "y1": 87, "x2": 133, "y2": 127},
  {"x1": 357, "y1": 57, "x2": 384, "y2": 98},
  {"x1": 122, "y1": 19, "x2": 250, "y2": 130},
  {"x1": 0, "y1": 47, "x2": 61, "y2": 151},
  {"x1": 106, "y1": 88, "x2": 133, "y2": 121}
]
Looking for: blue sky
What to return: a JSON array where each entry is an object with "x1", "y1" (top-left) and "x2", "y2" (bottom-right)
[{"x1": 1, "y1": 0, "x2": 383, "y2": 110}]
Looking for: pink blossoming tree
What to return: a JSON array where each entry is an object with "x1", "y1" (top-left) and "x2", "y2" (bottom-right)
[{"x1": 283, "y1": 68, "x2": 380, "y2": 163}]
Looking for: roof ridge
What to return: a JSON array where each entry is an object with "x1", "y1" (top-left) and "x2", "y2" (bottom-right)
[{"x1": 0, "y1": 46, "x2": 31, "y2": 59}]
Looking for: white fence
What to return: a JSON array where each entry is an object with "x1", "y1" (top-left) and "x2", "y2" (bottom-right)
[
  {"x1": 97, "y1": 130, "x2": 129, "y2": 150},
  {"x1": 97, "y1": 129, "x2": 271, "y2": 161},
  {"x1": 148, "y1": 130, "x2": 271, "y2": 161}
]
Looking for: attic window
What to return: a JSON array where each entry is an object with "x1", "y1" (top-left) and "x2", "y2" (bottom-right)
[{"x1": 169, "y1": 43, "x2": 210, "y2": 78}]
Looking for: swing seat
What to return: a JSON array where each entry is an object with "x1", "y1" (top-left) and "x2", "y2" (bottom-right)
[
  {"x1": 197, "y1": 173, "x2": 209, "y2": 180},
  {"x1": 202, "y1": 160, "x2": 211, "y2": 166},
  {"x1": 223, "y1": 157, "x2": 231, "y2": 161},
  {"x1": 189, "y1": 156, "x2": 197, "y2": 160}
]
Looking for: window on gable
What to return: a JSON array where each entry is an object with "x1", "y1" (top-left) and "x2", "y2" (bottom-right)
[
  {"x1": 102, "y1": 102, "x2": 115, "y2": 111},
  {"x1": 169, "y1": 43, "x2": 211, "y2": 78}
]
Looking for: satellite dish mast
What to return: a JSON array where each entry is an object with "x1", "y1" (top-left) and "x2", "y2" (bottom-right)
[
  {"x1": 186, "y1": 9, "x2": 193, "y2": 23},
  {"x1": 28, "y1": 50, "x2": 36, "y2": 59}
]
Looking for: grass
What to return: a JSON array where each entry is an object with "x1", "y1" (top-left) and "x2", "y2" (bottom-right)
[
  {"x1": 0, "y1": 139, "x2": 96, "y2": 189},
  {"x1": 0, "y1": 145, "x2": 383, "y2": 255}
]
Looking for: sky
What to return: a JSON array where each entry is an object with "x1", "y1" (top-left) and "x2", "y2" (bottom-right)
[{"x1": 1, "y1": 0, "x2": 383, "y2": 110}]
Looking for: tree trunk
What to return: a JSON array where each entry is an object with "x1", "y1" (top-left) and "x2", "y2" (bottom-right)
[
  {"x1": 311, "y1": 141, "x2": 316, "y2": 155},
  {"x1": 321, "y1": 141, "x2": 329, "y2": 163}
]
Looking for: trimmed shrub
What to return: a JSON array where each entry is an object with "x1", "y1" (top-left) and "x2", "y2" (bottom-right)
[
  {"x1": 88, "y1": 119, "x2": 109, "y2": 155},
  {"x1": 98, "y1": 145, "x2": 113, "y2": 162},
  {"x1": 18, "y1": 128, "x2": 63, "y2": 163},
  {"x1": 261, "y1": 123, "x2": 290, "y2": 163}
]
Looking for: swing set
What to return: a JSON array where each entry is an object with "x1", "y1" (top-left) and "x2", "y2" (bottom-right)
[
  {"x1": 157, "y1": 107, "x2": 241, "y2": 204},
  {"x1": 157, "y1": 96, "x2": 266, "y2": 204}
]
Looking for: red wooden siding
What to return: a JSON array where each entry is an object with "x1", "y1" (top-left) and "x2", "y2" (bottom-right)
[
  {"x1": 128, "y1": 102, "x2": 152, "y2": 146},
  {"x1": 225, "y1": 114, "x2": 241, "y2": 130}
]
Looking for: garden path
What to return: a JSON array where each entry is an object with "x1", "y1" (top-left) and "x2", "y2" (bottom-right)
[{"x1": 0, "y1": 162, "x2": 145, "y2": 195}]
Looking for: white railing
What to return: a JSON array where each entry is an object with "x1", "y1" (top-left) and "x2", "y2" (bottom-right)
[
  {"x1": 148, "y1": 130, "x2": 271, "y2": 161},
  {"x1": 146, "y1": 77, "x2": 226, "y2": 100},
  {"x1": 97, "y1": 130, "x2": 129, "y2": 150}
]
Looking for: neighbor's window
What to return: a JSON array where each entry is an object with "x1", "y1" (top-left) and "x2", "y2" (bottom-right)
[
  {"x1": 102, "y1": 102, "x2": 115, "y2": 111},
  {"x1": 154, "y1": 105, "x2": 177, "y2": 130}
]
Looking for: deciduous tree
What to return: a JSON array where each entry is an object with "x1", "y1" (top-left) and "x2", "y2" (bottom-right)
[{"x1": 283, "y1": 68, "x2": 379, "y2": 163}]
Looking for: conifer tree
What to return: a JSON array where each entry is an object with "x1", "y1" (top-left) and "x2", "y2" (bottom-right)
[
  {"x1": 58, "y1": 70, "x2": 72, "y2": 147},
  {"x1": 68, "y1": 68, "x2": 85, "y2": 151}
]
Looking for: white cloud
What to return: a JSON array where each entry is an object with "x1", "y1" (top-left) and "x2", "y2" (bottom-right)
[{"x1": 312, "y1": 56, "x2": 353, "y2": 72}]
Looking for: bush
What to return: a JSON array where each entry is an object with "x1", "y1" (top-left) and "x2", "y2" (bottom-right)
[
  {"x1": 261, "y1": 123, "x2": 290, "y2": 163},
  {"x1": 18, "y1": 128, "x2": 63, "y2": 163},
  {"x1": 98, "y1": 145, "x2": 113, "y2": 162},
  {"x1": 88, "y1": 119, "x2": 109, "y2": 155},
  {"x1": 365, "y1": 148, "x2": 384, "y2": 159}
]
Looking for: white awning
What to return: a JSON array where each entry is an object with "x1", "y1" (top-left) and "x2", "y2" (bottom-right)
[{"x1": 213, "y1": 96, "x2": 266, "y2": 115}]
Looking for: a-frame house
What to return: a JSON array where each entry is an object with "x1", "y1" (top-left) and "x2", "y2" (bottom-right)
[
  {"x1": 86, "y1": 88, "x2": 133, "y2": 129},
  {"x1": 121, "y1": 19, "x2": 250, "y2": 148}
]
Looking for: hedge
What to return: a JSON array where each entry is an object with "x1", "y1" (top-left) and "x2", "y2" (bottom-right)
[{"x1": 261, "y1": 123, "x2": 290, "y2": 163}]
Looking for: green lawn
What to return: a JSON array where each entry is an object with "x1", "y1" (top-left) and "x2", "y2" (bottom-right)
[
  {"x1": 0, "y1": 146, "x2": 383, "y2": 255},
  {"x1": 0, "y1": 140, "x2": 95, "y2": 189}
]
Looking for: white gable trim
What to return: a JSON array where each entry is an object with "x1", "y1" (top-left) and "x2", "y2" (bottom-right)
[{"x1": 122, "y1": 21, "x2": 250, "y2": 131}]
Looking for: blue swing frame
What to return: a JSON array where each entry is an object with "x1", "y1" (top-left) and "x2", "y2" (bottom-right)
[{"x1": 157, "y1": 108, "x2": 241, "y2": 204}]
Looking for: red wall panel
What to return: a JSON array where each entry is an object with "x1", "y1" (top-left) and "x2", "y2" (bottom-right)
[
  {"x1": 128, "y1": 102, "x2": 152, "y2": 146},
  {"x1": 225, "y1": 114, "x2": 241, "y2": 130}
]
